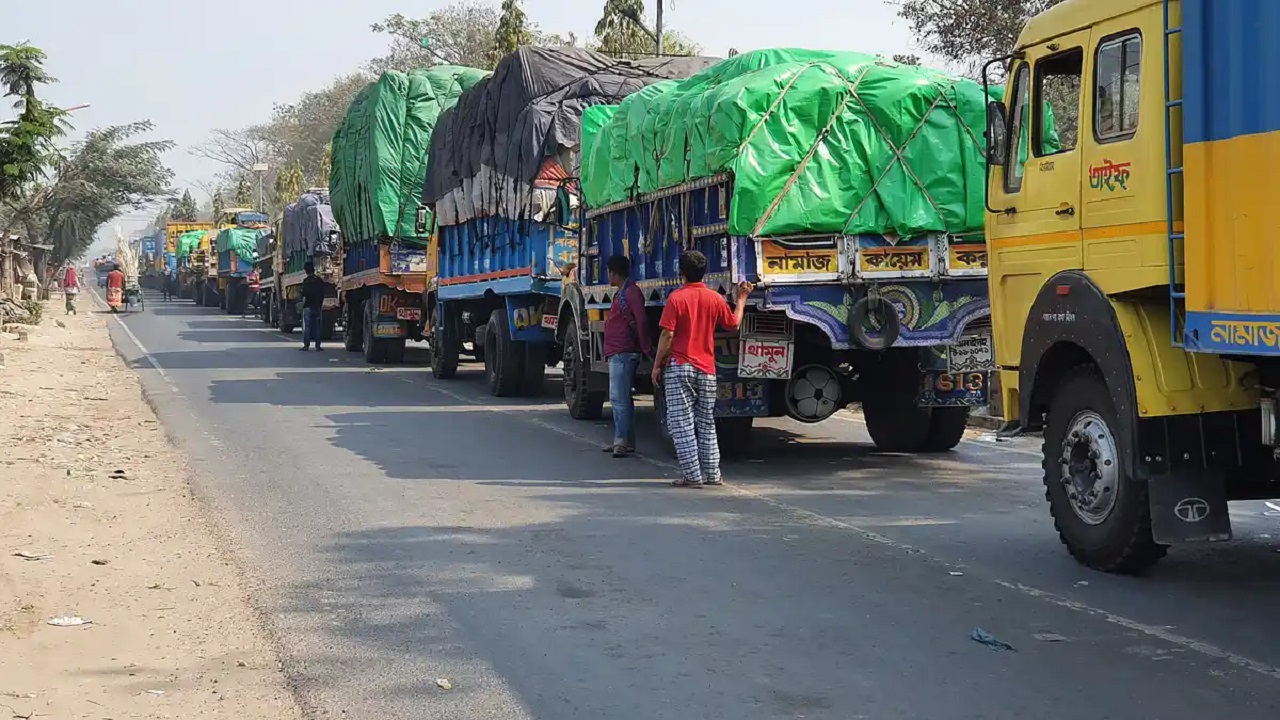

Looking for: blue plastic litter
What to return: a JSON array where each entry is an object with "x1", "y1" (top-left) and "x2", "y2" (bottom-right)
[{"x1": 971, "y1": 627, "x2": 1016, "y2": 651}]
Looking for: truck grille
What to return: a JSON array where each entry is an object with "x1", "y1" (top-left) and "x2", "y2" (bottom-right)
[{"x1": 744, "y1": 312, "x2": 792, "y2": 339}]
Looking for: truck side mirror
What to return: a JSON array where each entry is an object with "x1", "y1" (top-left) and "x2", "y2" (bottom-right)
[
  {"x1": 415, "y1": 205, "x2": 429, "y2": 235},
  {"x1": 986, "y1": 100, "x2": 1008, "y2": 167},
  {"x1": 555, "y1": 186, "x2": 573, "y2": 227}
]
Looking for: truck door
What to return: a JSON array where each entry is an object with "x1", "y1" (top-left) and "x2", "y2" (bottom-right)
[{"x1": 988, "y1": 30, "x2": 1091, "y2": 372}]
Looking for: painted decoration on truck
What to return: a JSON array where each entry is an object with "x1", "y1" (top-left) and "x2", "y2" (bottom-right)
[{"x1": 763, "y1": 280, "x2": 989, "y2": 349}]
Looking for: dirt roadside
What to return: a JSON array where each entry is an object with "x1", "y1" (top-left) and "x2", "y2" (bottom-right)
[{"x1": 0, "y1": 297, "x2": 302, "y2": 719}]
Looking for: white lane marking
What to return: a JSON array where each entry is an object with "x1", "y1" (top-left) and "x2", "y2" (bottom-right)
[
  {"x1": 420, "y1": 379, "x2": 1280, "y2": 682},
  {"x1": 997, "y1": 580, "x2": 1280, "y2": 680},
  {"x1": 110, "y1": 299, "x2": 1280, "y2": 682},
  {"x1": 89, "y1": 288, "x2": 175, "y2": 387}
]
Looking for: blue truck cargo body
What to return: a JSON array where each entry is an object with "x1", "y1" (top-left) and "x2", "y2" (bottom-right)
[{"x1": 217, "y1": 250, "x2": 255, "y2": 278}]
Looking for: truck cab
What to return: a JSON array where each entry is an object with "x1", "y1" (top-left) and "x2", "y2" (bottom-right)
[{"x1": 985, "y1": 0, "x2": 1279, "y2": 573}]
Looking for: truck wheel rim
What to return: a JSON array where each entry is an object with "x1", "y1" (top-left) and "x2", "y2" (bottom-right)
[{"x1": 1059, "y1": 410, "x2": 1120, "y2": 525}]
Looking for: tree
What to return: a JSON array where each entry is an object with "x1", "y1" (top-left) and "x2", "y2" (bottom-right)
[
  {"x1": 39, "y1": 121, "x2": 175, "y2": 263},
  {"x1": 170, "y1": 189, "x2": 199, "y2": 221},
  {"x1": 892, "y1": 53, "x2": 922, "y2": 66},
  {"x1": 0, "y1": 43, "x2": 68, "y2": 204},
  {"x1": 368, "y1": 5, "x2": 503, "y2": 72},
  {"x1": 592, "y1": 0, "x2": 700, "y2": 58},
  {"x1": 893, "y1": 0, "x2": 1065, "y2": 73},
  {"x1": 271, "y1": 159, "x2": 305, "y2": 220},
  {"x1": 190, "y1": 126, "x2": 272, "y2": 185},
  {"x1": 367, "y1": 4, "x2": 579, "y2": 73},
  {"x1": 211, "y1": 189, "x2": 225, "y2": 222},
  {"x1": 232, "y1": 174, "x2": 254, "y2": 208},
  {"x1": 260, "y1": 73, "x2": 367, "y2": 180},
  {"x1": 494, "y1": 0, "x2": 534, "y2": 58},
  {"x1": 316, "y1": 142, "x2": 332, "y2": 189}
]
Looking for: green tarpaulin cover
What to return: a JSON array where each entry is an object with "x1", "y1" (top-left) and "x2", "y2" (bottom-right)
[
  {"x1": 582, "y1": 49, "x2": 990, "y2": 238},
  {"x1": 331, "y1": 65, "x2": 489, "y2": 247},
  {"x1": 215, "y1": 227, "x2": 260, "y2": 260},
  {"x1": 175, "y1": 230, "x2": 206, "y2": 259}
]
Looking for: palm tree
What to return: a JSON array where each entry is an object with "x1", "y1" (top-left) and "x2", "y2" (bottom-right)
[{"x1": 0, "y1": 43, "x2": 67, "y2": 202}]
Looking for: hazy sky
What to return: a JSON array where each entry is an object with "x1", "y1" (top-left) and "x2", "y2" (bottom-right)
[{"x1": 3, "y1": 0, "x2": 928, "y2": 250}]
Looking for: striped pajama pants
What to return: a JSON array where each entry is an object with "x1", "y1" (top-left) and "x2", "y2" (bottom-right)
[{"x1": 664, "y1": 362, "x2": 721, "y2": 484}]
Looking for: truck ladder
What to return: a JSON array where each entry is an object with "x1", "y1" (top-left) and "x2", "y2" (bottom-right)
[{"x1": 1163, "y1": 0, "x2": 1185, "y2": 346}]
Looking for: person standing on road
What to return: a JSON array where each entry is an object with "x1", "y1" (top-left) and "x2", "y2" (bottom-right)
[
  {"x1": 651, "y1": 251, "x2": 752, "y2": 487},
  {"x1": 300, "y1": 262, "x2": 325, "y2": 351},
  {"x1": 61, "y1": 265, "x2": 80, "y2": 315},
  {"x1": 161, "y1": 267, "x2": 173, "y2": 301},
  {"x1": 243, "y1": 269, "x2": 260, "y2": 318},
  {"x1": 602, "y1": 255, "x2": 651, "y2": 458}
]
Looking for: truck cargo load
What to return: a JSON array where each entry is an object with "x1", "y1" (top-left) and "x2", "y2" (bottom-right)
[
  {"x1": 330, "y1": 64, "x2": 488, "y2": 364},
  {"x1": 421, "y1": 47, "x2": 714, "y2": 392},
  {"x1": 582, "y1": 48, "x2": 988, "y2": 239},
  {"x1": 423, "y1": 47, "x2": 715, "y2": 227}
]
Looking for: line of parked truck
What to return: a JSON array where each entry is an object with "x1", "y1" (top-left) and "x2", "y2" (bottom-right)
[{"x1": 154, "y1": 0, "x2": 1280, "y2": 575}]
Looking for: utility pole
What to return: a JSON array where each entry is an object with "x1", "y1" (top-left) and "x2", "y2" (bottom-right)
[
  {"x1": 252, "y1": 163, "x2": 269, "y2": 213},
  {"x1": 655, "y1": 0, "x2": 664, "y2": 55}
]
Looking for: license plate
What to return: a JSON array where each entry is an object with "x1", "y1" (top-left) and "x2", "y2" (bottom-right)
[
  {"x1": 541, "y1": 313, "x2": 559, "y2": 330},
  {"x1": 737, "y1": 338, "x2": 794, "y2": 380},
  {"x1": 947, "y1": 333, "x2": 993, "y2": 372},
  {"x1": 858, "y1": 247, "x2": 929, "y2": 274},
  {"x1": 715, "y1": 380, "x2": 769, "y2": 417},
  {"x1": 760, "y1": 241, "x2": 838, "y2": 276},
  {"x1": 322, "y1": 297, "x2": 339, "y2": 310},
  {"x1": 396, "y1": 307, "x2": 422, "y2": 321},
  {"x1": 372, "y1": 321, "x2": 404, "y2": 338},
  {"x1": 918, "y1": 370, "x2": 988, "y2": 407}
]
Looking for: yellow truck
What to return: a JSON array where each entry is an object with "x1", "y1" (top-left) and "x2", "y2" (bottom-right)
[
  {"x1": 984, "y1": 0, "x2": 1280, "y2": 572},
  {"x1": 167, "y1": 221, "x2": 215, "y2": 301}
]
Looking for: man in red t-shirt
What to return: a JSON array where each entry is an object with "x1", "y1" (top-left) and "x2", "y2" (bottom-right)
[{"x1": 651, "y1": 250, "x2": 751, "y2": 487}]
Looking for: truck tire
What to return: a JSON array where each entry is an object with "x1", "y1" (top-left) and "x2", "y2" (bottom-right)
[
  {"x1": 861, "y1": 357, "x2": 931, "y2": 452},
  {"x1": 848, "y1": 295, "x2": 901, "y2": 350},
  {"x1": 227, "y1": 284, "x2": 244, "y2": 315},
  {"x1": 484, "y1": 310, "x2": 523, "y2": 397},
  {"x1": 715, "y1": 416, "x2": 754, "y2": 456},
  {"x1": 1042, "y1": 366, "x2": 1167, "y2": 573},
  {"x1": 362, "y1": 300, "x2": 388, "y2": 364},
  {"x1": 430, "y1": 305, "x2": 459, "y2": 379},
  {"x1": 519, "y1": 342, "x2": 547, "y2": 396},
  {"x1": 344, "y1": 300, "x2": 363, "y2": 352},
  {"x1": 320, "y1": 314, "x2": 337, "y2": 341},
  {"x1": 219, "y1": 288, "x2": 228, "y2": 311},
  {"x1": 279, "y1": 298, "x2": 296, "y2": 334},
  {"x1": 561, "y1": 317, "x2": 604, "y2": 419},
  {"x1": 385, "y1": 338, "x2": 407, "y2": 364},
  {"x1": 920, "y1": 406, "x2": 970, "y2": 452}
]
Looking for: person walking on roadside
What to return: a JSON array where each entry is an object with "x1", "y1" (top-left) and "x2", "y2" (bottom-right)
[
  {"x1": 61, "y1": 265, "x2": 80, "y2": 315},
  {"x1": 602, "y1": 255, "x2": 651, "y2": 458},
  {"x1": 299, "y1": 262, "x2": 325, "y2": 351},
  {"x1": 651, "y1": 251, "x2": 752, "y2": 487}
]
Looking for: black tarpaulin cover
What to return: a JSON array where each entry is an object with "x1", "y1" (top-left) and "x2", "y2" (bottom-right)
[{"x1": 422, "y1": 46, "x2": 715, "y2": 226}]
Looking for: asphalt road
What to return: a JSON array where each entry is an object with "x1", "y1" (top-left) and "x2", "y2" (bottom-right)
[{"x1": 100, "y1": 291, "x2": 1280, "y2": 720}]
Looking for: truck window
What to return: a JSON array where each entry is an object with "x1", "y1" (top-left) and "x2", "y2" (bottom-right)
[
  {"x1": 1005, "y1": 64, "x2": 1032, "y2": 193},
  {"x1": 1034, "y1": 49, "x2": 1083, "y2": 155},
  {"x1": 1094, "y1": 33, "x2": 1142, "y2": 141}
]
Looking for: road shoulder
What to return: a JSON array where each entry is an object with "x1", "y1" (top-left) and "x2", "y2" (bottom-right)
[{"x1": 0, "y1": 300, "x2": 301, "y2": 719}]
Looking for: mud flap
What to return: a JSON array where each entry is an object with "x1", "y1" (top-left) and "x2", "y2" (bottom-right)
[{"x1": 1147, "y1": 470, "x2": 1232, "y2": 544}]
